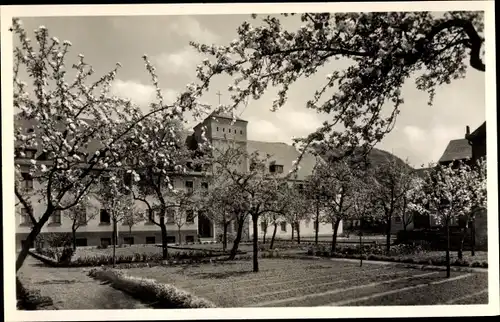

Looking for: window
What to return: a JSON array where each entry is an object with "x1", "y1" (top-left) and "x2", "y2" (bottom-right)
[
  {"x1": 124, "y1": 172, "x2": 132, "y2": 187},
  {"x1": 146, "y1": 236, "x2": 156, "y2": 244},
  {"x1": 51, "y1": 210, "x2": 61, "y2": 224},
  {"x1": 269, "y1": 164, "x2": 284, "y2": 174},
  {"x1": 185, "y1": 180, "x2": 194, "y2": 192},
  {"x1": 124, "y1": 237, "x2": 134, "y2": 245},
  {"x1": 280, "y1": 222, "x2": 287, "y2": 232},
  {"x1": 75, "y1": 238, "x2": 87, "y2": 247},
  {"x1": 167, "y1": 208, "x2": 175, "y2": 224},
  {"x1": 222, "y1": 128, "x2": 225, "y2": 132},
  {"x1": 147, "y1": 210, "x2": 156, "y2": 223},
  {"x1": 217, "y1": 127, "x2": 219, "y2": 131},
  {"x1": 186, "y1": 209, "x2": 195, "y2": 223},
  {"x1": 20, "y1": 208, "x2": 31, "y2": 225},
  {"x1": 229, "y1": 128, "x2": 231, "y2": 133},
  {"x1": 77, "y1": 209, "x2": 87, "y2": 225},
  {"x1": 201, "y1": 182, "x2": 209, "y2": 189},
  {"x1": 100, "y1": 209, "x2": 110, "y2": 224},
  {"x1": 100, "y1": 238, "x2": 111, "y2": 247},
  {"x1": 240, "y1": 130, "x2": 243, "y2": 135},
  {"x1": 186, "y1": 235, "x2": 195, "y2": 243},
  {"x1": 395, "y1": 216, "x2": 402, "y2": 224},
  {"x1": 166, "y1": 236, "x2": 176, "y2": 244},
  {"x1": 21, "y1": 173, "x2": 33, "y2": 190},
  {"x1": 298, "y1": 184, "x2": 304, "y2": 193},
  {"x1": 261, "y1": 222, "x2": 267, "y2": 232}
]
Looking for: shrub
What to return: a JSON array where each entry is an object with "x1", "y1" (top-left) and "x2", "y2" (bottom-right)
[
  {"x1": 88, "y1": 269, "x2": 216, "y2": 308},
  {"x1": 59, "y1": 247, "x2": 75, "y2": 264}
]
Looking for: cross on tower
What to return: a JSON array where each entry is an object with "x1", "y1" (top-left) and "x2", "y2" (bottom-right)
[{"x1": 216, "y1": 91, "x2": 222, "y2": 105}]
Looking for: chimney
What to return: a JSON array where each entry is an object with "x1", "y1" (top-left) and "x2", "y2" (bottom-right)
[{"x1": 465, "y1": 125, "x2": 470, "y2": 138}]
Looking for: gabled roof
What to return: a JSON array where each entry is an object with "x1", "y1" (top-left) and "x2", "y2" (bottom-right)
[
  {"x1": 438, "y1": 139, "x2": 472, "y2": 163},
  {"x1": 246, "y1": 140, "x2": 319, "y2": 181}
]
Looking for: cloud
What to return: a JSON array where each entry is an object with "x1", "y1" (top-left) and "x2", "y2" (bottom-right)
[
  {"x1": 167, "y1": 16, "x2": 219, "y2": 44},
  {"x1": 246, "y1": 110, "x2": 323, "y2": 144},
  {"x1": 152, "y1": 46, "x2": 202, "y2": 75},
  {"x1": 400, "y1": 124, "x2": 465, "y2": 166},
  {"x1": 110, "y1": 79, "x2": 177, "y2": 108}
]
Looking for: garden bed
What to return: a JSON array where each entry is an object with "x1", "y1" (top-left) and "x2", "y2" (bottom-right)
[
  {"x1": 306, "y1": 244, "x2": 488, "y2": 268},
  {"x1": 88, "y1": 268, "x2": 215, "y2": 308}
]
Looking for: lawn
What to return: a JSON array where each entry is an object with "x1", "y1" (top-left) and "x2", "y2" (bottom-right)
[{"x1": 117, "y1": 257, "x2": 488, "y2": 307}]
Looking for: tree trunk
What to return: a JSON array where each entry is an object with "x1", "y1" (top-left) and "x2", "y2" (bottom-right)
[
  {"x1": 315, "y1": 199, "x2": 320, "y2": 245},
  {"x1": 296, "y1": 221, "x2": 301, "y2": 244},
  {"x1": 291, "y1": 223, "x2": 295, "y2": 242},
  {"x1": 471, "y1": 218, "x2": 476, "y2": 256},
  {"x1": 228, "y1": 216, "x2": 244, "y2": 260},
  {"x1": 129, "y1": 226, "x2": 133, "y2": 245},
  {"x1": 159, "y1": 216, "x2": 168, "y2": 260},
  {"x1": 269, "y1": 223, "x2": 278, "y2": 250},
  {"x1": 222, "y1": 221, "x2": 228, "y2": 252},
  {"x1": 262, "y1": 225, "x2": 267, "y2": 244},
  {"x1": 72, "y1": 224, "x2": 77, "y2": 251},
  {"x1": 385, "y1": 214, "x2": 392, "y2": 255},
  {"x1": 330, "y1": 219, "x2": 341, "y2": 255},
  {"x1": 359, "y1": 227, "x2": 364, "y2": 267},
  {"x1": 112, "y1": 219, "x2": 117, "y2": 268},
  {"x1": 178, "y1": 227, "x2": 182, "y2": 245},
  {"x1": 446, "y1": 220, "x2": 451, "y2": 278},
  {"x1": 16, "y1": 207, "x2": 54, "y2": 272},
  {"x1": 252, "y1": 213, "x2": 259, "y2": 272},
  {"x1": 458, "y1": 226, "x2": 467, "y2": 260}
]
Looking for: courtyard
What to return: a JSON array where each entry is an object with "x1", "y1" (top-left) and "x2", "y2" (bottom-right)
[{"x1": 18, "y1": 252, "x2": 488, "y2": 309}]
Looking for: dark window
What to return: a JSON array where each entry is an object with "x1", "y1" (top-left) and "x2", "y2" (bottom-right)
[
  {"x1": 186, "y1": 235, "x2": 195, "y2": 243},
  {"x1": 146, "y1": 236, "x2": 156, "y2": 244},
  {"x1": 22, "y1": 173, "x2": 33, "y2": 190},
  {"x1": 201, "y1": 182, "x2": 208, "y2": 189},
  {"x1": 124, "y1": 172, "x2": 132, "y2": 187},
  {"x1": 261, "y1": 222, "x2": 266, "y2": 232},
  {"x1": 52, "y1": 210, "x2": 61, "y2": 224},
  {"x1": 186, "y1": 209, "x2": 195, "y2": 223},
  {"x1": 229, "y1": 128, "x2": 231, "y2": 133},
  {"x1": 298, "y1": 184, "x2": 304, "y2": 193},
  {"x1": 240, "y1": 130, "x2": 243, "y2": 135},
  {"x1": 147, "y1": 210, "x2": 156, "y2": 223},
  {"x1": 75, "y1": 238, "x2": 87, "y2": 247},
  {"x1": 185, "y1": 180, "x2": 194, "y2": 192},
  {"x1": 166, "y1": 236, "x2": 176, "y2": 244},
  {"x1": 124, "y1": 237, "x2": 134, "y2": 245},
  {"x1": 222, "y1": 128, "x2": 225, "y2": 132},
  {"x1": 280, "y1": 222, "x2": 287, "y2": 232},
  {"x1": 21, "y1": 239, "x2": 35, "y2": 249},
  {"x1": 395, "y1": 216, "x2": 402, "y2": 224},
  {"x1": 217, "y1": 127, "x2": 219, "y2": 131},
  {"x1": 270, "y1": 164, "x2": 284, "y2": 173},
  {"x1": 27, "y1": 128, "x2": 34, "y2": 133},
  {"x1": 100, "y1": 238, "x2": 111, "y2": 247},
  {"x1": 100, "y1": 209, "x2": 110, "y2": 224}
]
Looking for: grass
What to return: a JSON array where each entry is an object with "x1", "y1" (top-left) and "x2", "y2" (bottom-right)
[{"x1": 117, "y1": 257, "x2": 488, "y2": 307}]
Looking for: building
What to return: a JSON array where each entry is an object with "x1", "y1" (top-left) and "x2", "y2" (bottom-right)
[
  {"x1": 391, "y1": 122, "x2": 487, "y2": 249},
  {"x1": 15, "y1": 111, "x2": 337, "y2": 250}
]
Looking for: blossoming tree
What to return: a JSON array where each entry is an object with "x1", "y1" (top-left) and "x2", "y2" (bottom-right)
[
  {"x1": 187, "y1": 12, "x2": 484, "y2": 161},
  {"x1": 408, "y1": 159, "x2": 487, "y2": 277},
  {"x1": 12, "y1": 19, "x2": 202, "y2": 271}
]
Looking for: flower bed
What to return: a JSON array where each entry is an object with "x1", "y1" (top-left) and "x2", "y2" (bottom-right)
[
  {"x1": 306, "y1": 244, "x2": 488, "y2": 268},
  {"x1": 88, "y1": 268, "x2": 215, "y2": 308}
]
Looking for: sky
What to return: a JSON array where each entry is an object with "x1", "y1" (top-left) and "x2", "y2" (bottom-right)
[{"x1": 12, "y1": 14, "x2": 486, "y2": 168}]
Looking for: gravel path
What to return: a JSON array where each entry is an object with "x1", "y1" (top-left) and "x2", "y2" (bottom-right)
[{"x1": 17, "y1": 255, "x2": 147, "y2": 310}]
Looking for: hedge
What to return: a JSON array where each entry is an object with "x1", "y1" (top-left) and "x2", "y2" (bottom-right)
[{"x1": 88, "y1": 268, "x2": 215, "y2": 308}]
